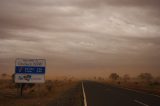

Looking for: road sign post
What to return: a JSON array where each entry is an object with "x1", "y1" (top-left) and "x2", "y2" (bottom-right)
[
  {"x1": 15, "y1": 58, "x2": 46, "y2": 96},
  {"x1": 20, "y1": 83, "x2": 23, "y2": 96}
]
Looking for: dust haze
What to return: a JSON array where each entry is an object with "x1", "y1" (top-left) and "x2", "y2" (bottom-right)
[{"x1": 0, "y1": 0, "x2": 160, "y2": 78}]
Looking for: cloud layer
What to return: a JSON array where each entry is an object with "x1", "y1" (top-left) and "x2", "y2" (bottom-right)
[{"x1": 0, "y1": 0, "x2": 160, "y2": 77}]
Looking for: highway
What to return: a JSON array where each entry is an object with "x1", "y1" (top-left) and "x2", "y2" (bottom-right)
[{"x1": 83, "y1": 81, "x2": 160, "y2": 106}]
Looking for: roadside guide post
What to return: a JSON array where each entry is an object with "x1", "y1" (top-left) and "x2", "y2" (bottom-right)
[{"x1": 15, "y1": 58, "x2": 46, "y2": 96}]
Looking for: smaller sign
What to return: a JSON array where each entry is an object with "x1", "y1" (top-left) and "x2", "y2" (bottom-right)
[
  {"x1": 15, "y1": 59, "x2": 46, "y2": 66},
  {"x1": 15, "y1": 74, "x2": 45, "y2": 83}
]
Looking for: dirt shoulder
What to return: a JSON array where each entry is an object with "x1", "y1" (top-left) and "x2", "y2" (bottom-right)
[
  {"x1": 103, "y1": 80, "x2": 160, "y2": 96},
  {"x1": 0, "y1": 80, "x2": 83, "y2": 106}
]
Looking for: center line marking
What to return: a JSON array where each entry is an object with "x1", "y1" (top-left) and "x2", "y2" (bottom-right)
[
  {"x1": 134, "y1": 100, "x2": 149, "y2": 106},
  {"x1": 82, "y1": 82, "x2": 88, "y2": 106}
]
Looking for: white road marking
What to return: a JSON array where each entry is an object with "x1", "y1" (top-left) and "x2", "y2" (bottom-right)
[
  {"x1": 150, "y1": 94, "x2": 160, "y2": 98},
  {"x1": 134, "y1": 100, "x2": 149, "y2": 106},
  {"x1": 119, "y1": 86, "x2": 160, "y2": 98},
  {"x1": 121, "y1": 87, "x2": 142, "y2": 93},
  {"x1": 82, "y1": 82, "x2": 88, "y2": 106}
]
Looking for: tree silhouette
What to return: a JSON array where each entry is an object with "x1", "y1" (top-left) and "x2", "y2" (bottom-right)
[
  {"x1": 138, "y1": 73, "x2": 153, "y2": 82},
  {"x1": 12, "y1": 73, "x2": 15, "y2": 83},
  {"x1": 109, "y1": 73, "x2": 120, "y2": 81},
  {"x1": 123, "y1": 74, "x2": 130, "y2": 82},
  {"x1": 1, "y1": 73, "x2": 7, "y2": 79}
]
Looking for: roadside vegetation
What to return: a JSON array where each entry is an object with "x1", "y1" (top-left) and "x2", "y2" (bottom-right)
[
  {"x1": 96, "y1": 73, "x2": 160, "y2": 96},
  {"x1": 0, "y1": 74, "x2": 83, "y2": 106}
]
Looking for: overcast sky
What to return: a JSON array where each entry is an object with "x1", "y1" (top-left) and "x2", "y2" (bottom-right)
[{"x1": 0, "y1": 0, "x2": 160, "y2": 78}]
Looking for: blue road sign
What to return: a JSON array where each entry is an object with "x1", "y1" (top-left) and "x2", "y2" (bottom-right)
[{"x1": 15, "y1": 66, "x2": 45, "y2": 74}]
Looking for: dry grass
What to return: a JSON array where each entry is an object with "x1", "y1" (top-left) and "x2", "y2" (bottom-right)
[
  {"x1": 105, "y1": 79, "x2": 160, "y2": 95},
  {"x1": 0, "y1": 79, "x2": 83, "y2": 106}
]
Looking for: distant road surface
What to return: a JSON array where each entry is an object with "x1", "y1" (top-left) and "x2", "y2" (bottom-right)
[{"x1": 83, "y1": 81, "x2": 160, "y2": 106}]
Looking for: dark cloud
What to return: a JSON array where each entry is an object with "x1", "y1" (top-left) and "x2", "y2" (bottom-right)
[
  {"x1": 0, "y1": 0, "x2": 160, "y2": 77},
  {"x1": 108, "y1": 0, "x2": 160, "y2": 8},
  {"x1": 76, "y1": 0, "x2": 160, "y2": 8}
]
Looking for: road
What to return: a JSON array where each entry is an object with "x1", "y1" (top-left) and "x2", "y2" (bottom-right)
[{"x1": 83, "y1": 81, "x2": 160, "y2": 106}]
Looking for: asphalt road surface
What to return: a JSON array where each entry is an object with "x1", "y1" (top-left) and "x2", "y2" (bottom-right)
[{"x1": 83, "y1": 81, "x2": 160, "y2": 106}]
